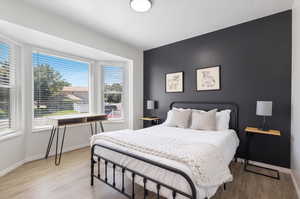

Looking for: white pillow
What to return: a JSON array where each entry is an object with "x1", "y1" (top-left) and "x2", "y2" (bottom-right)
[
  {"x1": 216, "y1": 110, "x2": 231, "y2": 130},
  {"x1": 191, "y1": 109, "x2": 231, "y2": 130},
  {"x1": 165, "y1": 109, "x2": 191, "y2": 128},
  {"x1": 164, "y1": 110, "x2": 173, "y2": 126},
  {"x1": 190, "y1": 109, "x2": 217, "y2": 130},
  {"x1": 164, "y1": 108, "x2": 191, "y2": 125}
]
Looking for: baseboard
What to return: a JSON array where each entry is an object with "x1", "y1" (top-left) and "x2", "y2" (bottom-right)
[
  {"x1": 237, "y1": 158, "x2": 291, "y2": 174},
  {"x1": 0, "y1": 160, "x2": 25, "y2": 177},
  {"x1": 0, "y1": 143, "x2": 90, "y2": 177},
  {"x1": 25, "y1": 143, "x2": 90, "y2": 162},
  {"x1": 291, "y1": 171, "x2": 300, "y2": 199}
]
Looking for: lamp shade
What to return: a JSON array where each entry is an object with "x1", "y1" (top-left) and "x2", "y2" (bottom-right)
[
  {"x1": 147, "y1": 100, "x2": 155, "y2": 110},
  {"x1": 256, "y1": 101, "x2": 272, "y2": 116}
]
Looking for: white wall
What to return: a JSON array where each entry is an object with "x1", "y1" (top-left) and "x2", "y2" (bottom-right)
[
  {"x1": 0, "y1": 0, "x2": 143, "y2": 175},
  {"x1": 292, "y1": 0, "x2": 300, "y2": 196},
  {"x1": 0, "y1": 0, "x2": 143, "y2": 130},
  {"x1": 0, "y1": 135, "x2": 25, "y2": 176}
]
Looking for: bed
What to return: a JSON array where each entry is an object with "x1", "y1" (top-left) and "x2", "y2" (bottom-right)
[{"x1": 90, "y1": 101, "x2": 239, "y2": 199}]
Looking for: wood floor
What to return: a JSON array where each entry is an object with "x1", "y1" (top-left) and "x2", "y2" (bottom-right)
[{"x1": 0, "y1": 147, "x2": 297, "y2": 199}]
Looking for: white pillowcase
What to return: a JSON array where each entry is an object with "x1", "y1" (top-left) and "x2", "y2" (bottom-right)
[
  {"x1": 216, "y1": 110, "x2": 231, "y2": 130},
  {"x1": 190, "y1": 109, "x2": 217, "y2": 130},
  {"x1": 191, "y1": 109, "x2": 231, "y2": 131},
  {"x1": 165, "y1": 108, "x2": 191, "y2": 128},
  {"x1": 164, "y1": 108, "x2": 231, "y2": 130}
]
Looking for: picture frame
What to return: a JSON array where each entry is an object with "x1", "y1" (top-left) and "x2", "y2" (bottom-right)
[
  {"x1": 165, "y1": 71, "x2": 184, "y2": 93},
  {"x1": 196, "y1": 66, "x2": 221, "y2": 91}
]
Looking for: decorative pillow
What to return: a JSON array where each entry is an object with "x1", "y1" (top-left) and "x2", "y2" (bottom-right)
[
  {"x1": 164, "y1": 108, "x2": 191, "y2": 125},
  {"x1": 216, "y1": 110, "x2": 231, "y2": 130},
  {"x1": 191, "y1": 109, "x2": 231, "y2": 130},
  {"x1": 166, "y1": 109, "x2": 191, "y2": 128},
  {"x1": 190, "y1": 109, "x2": 217, "y2": 130}
]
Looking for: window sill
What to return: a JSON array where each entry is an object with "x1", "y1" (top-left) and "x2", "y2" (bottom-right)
[
  {"x1": 103, "y1": 119, "x2": 125, "y2": 124},
  {"x1": 32, "y1": 125, "x2": 52, "y2": 133},
  {"x1": 32, "y1": 120, "x2": 126, "y2": 133},
  {"x1": 0, "y1": 130, "x2": 23, "y2": 143}
]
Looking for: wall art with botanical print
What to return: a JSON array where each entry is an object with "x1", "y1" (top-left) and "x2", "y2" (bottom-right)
[
  {"x1": 165, "y1": 71, "x2": 184, "y2": 93},
  {"x1": 196, "y1": 66, "x2": 220, "y2": 91}
]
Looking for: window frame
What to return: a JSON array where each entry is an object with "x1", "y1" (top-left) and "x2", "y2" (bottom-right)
[
  {"x1": 31, "y1": 47, "x2": 93, "y2": 130},
  {"x1": 0, "y1": 36, "x2": 21, "y2": 136},
  {"x1": 100, "y1": 62, "x2": 128, "y2": 122}
]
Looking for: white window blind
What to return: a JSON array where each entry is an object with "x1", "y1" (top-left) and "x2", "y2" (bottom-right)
[
  {"x1": 33, "y1": 52, "x2": 90, "y2": 128},
  {"x1": 103, "y1": 66, "x2": 124, "y2": 119},
  {"x1": 0, "y1": 40, "x2": 16, "y2": 132}
]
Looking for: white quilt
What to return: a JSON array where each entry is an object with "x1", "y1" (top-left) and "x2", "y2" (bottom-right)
[{"x1": 91, "y1": 126, "x2": 239, "y2": 199}]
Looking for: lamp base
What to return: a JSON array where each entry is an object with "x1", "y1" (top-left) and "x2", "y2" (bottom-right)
[
  {"x1": 258, "y1": 127, "x2": 269, "y2": 131},
  {"x1": 148, "y1": 116, "x2": 158, "y2": 119},
  {"x1": 259, "y1": 116, "x2": 270, "y2": 131}
]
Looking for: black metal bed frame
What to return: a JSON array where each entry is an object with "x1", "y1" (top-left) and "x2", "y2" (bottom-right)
[{"x1": 91, "y1": 101, "x2": 239, "y2": 199}]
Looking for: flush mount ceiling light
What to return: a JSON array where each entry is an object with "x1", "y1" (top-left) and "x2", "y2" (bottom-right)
[{"x1": 130, "y1": 0, "x2": 152, "y2": 12}]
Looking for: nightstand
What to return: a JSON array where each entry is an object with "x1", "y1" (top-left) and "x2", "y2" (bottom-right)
[
  {"x1": 244, "y1": 127, "x2": 281, "y2": 180},
  {"x1": 140, "y1": 117, "x2": 160, "y2": 126}
]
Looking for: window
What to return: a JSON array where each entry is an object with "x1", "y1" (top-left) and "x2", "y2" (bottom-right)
[
  {"x1": 103, "y1": 66, "x2": 124, "y2": 119},
  {"x1": 0, "y1": 40, "x2": 17, "y2": 133},
  {"x1": 33, "y1": 52, "x2": 89, "y2": 128}
]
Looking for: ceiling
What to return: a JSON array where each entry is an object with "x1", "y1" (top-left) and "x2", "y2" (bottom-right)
[
  {"x1": 23, "y1": 0, "x2": 294, "y2": 50},
  {"x1": 0, "y1": 19, "x2": 127, "y2": 61}
]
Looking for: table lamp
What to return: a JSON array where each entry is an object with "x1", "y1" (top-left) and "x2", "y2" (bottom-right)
[
  {"x1": 256, "y1": 101, "x2": 272, "y2": 131},
  {"x1": 147, "y1": 100, "x2": 156, "y2": 117}
]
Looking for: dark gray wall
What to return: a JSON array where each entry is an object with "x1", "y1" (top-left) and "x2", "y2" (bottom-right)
[{"x1": 144, "y1": 10, "x2": 292, "y2": 168}]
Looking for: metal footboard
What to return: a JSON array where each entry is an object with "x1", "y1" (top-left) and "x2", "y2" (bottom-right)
[{"x1": 91, "y1": 144, "x2": 198, "y2": 199}]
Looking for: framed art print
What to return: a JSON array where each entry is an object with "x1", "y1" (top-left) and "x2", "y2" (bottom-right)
[
  {"x1": 165, "y1": 71, "x2": 184, "y2": 93},
  {"x1": 196, "y1": 66, "x2": 220, "y2": 91}
]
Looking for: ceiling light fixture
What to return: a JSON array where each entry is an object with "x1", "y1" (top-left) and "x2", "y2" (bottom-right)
[{"x1": 130, "y1": 0, "x2": 152, "y2": 13}]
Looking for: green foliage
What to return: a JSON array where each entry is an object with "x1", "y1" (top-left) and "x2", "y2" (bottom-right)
[
  {"x1": 44, "y1": 110, "x2": 79, "y2": 116},
  {"x1": 104, "y1": 93, "x2": 121, "y2": 103},
  {"x1": 104, "y1": 83, "x2": 122, "y2": 103},
  {"x1": 104, "y1": 83, "x2": 122, "y2": 92},
  {"x1": 34, "y1": 64, "x2": 71, "y2": 106},
  {"x1": 0, "y1": 108, "x2": 8, "y2": 119}
]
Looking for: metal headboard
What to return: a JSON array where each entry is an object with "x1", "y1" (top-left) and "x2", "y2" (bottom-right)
[{"x1": 170, "y1": 101, "x2": 239, "y2": 132}]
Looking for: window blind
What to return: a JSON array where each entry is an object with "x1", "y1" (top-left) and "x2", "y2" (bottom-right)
[
  {"x1": 33, "y1": 52, "x2": 89, "y2": 128},
  {"x1": 103, "y1": 66, "x2": 123, "y2": 119},
  {"x1": 0, "y1": 41, "x2": 16, "y2": 131}
]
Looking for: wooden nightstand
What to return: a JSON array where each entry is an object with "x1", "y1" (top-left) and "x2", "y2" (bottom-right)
[
  {"x1": 244, "y1": 127, "x2": 281, "y2": 180},
  {"x1": 140, "y1": 117, "x2": 160, "y2": 126}
]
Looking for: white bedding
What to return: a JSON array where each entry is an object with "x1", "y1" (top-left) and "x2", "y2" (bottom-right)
[{"x1": 91, "y1": 125, "x2": 239, "y2": 199}]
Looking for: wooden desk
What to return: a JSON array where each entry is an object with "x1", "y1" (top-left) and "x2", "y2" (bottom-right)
[
  {"x1": 45, "y1": 114, "x2": 107, "y2": 165},
  {"x1": 244, "y1": 126, "x2": 281, "y2": 180}
]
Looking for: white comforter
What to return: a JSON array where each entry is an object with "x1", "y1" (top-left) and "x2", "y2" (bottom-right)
[{"x1": 91, "y1": 126, "x2": 239, "y2": 199}]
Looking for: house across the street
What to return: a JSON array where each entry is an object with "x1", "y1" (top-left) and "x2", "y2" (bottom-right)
[{"x1": 62, "y1": 86, "x2": 89, "y2": 113}]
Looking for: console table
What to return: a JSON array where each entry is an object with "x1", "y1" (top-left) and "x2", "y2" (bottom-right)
[{"x1": 44, "y1": 114, "x2": 107, "y2": 165}]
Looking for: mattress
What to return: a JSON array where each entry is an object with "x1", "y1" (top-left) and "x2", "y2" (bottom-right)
[{"x1": 91, "y1": 125, "x2": 239, "y2": 199}]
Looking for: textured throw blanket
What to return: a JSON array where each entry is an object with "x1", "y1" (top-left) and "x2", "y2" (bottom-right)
[{"x1": 91, "y1": 130, "x2": 232, "y2": 188}]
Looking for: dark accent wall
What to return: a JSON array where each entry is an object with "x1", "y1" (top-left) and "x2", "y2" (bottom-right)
[{"x1": 144, "y1": 10, "x2": 292, "y2": 168}]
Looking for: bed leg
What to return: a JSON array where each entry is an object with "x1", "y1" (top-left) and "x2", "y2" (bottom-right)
[
  {"x1": 223, "y1": 183, "x2": 226, "y2": 191},
  {"x1": 91, "y1": 159, "x2": 94, "y2": 186},
  {"x1": 91, "y1": 147, "x2": 95, "y2": 186}
]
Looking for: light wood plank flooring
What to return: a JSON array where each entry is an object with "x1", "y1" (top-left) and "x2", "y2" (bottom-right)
[{"x1": 0, "y1": 148, "x2": 297, "y2": 199}]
